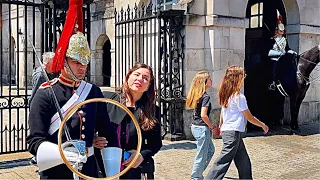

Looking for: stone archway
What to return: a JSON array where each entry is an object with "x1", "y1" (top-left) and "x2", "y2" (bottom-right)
[
  {"x1": 91, "y1": 34, "x2": 111, "y2": 86},
  {"x1": 102, "y1": 40, "x2": 112, "y2": 86},
  {"x1": 281, "y1": 0, "x2": 300, "y2": 51},
  {"x1": 244, "y1": 0, "x2": 300, "y2": 126}
]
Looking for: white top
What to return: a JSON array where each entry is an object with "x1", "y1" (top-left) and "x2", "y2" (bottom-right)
[{"x1": 221, "y1": 93, "x2": 248, "y2": 132}]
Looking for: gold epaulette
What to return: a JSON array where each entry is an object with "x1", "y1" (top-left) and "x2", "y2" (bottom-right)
[{"x1": 39, "y1": 78, "x2": 58, "y2": 89}]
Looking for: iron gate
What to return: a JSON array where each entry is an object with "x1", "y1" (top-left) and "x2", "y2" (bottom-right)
[
  {"x1": 115, "y1": 2, "x2": 185, "y2": 140},
  {"x1": 0, "y1": 0, "x2": 91, "y2": 154}
]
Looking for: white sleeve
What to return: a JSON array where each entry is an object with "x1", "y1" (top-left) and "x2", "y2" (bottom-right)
[{"x1": 237, "y1": 94, "x2": 248, "y2": 112}]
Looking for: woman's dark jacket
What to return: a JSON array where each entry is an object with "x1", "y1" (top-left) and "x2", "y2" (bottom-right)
[{"x1": 96, "y1": 91, "x2": 162, "y2": 177}]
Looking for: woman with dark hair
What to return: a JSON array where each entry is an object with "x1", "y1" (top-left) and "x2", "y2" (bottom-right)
[{"x1": 97, "y1": 63, "x2": 162, "y2": 179}]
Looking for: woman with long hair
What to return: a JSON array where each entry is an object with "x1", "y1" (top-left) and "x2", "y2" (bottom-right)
[
  {"x1": 98, "y1": 63, "x2": 162, "y2": 179},
  {"x1": 186, "y1": 71, "x2": 216, "y2": 180},
  {"x1": 205, "y1": 66, "x2": 269, "y2": 180}
]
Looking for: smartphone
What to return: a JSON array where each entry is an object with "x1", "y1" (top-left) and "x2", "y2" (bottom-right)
[{"x1": 123, "y1": 151, "x2": 131, "y2": 161}]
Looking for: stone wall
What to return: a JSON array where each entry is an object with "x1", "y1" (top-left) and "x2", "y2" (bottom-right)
[
  {"x1": 114, "y1": 0, "x2": 149, "y2": 9},
  {"x1": 297, "y1": 0, "x2": 320, "y2": 25},
  {"x1": 294, "y1": 0, "x2": 320, "y2": 123},
  {"x1": 298, "y1": 33, "x2": 320, "y2": 102},
  {"x1": 90, "y1": 0, "x2": 115, "y2": 86},
  {"x1": 183, "y1": 0, "x2": 247, "y2": 106}
]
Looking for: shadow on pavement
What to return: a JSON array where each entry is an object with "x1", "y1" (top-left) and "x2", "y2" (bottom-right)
[
  {"x1": 224, "y1": 177, "x2": 239, "y2": 180},
  {"x1": 160, "y1": 123, "x2": 319, "y2": 145},
  {"x1": 0, "y1": 158, "x2": 32, "y2": 170},
  {"x1": 246, "y1": 123, "x2": 320, "y2": 137},
  {"x1": 160, "y1": 142, "x2": 197, "y2": 151}
]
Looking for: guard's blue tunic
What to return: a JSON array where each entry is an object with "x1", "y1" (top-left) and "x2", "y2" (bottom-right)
[{"x1": 27, "y1": 76, "x2": 118, "y2": 179}]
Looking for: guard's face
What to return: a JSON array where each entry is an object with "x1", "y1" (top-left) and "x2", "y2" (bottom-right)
[
  {"x1": 66, "y1": 57, "x2": 88, "y2": 79},
  {"x1": 277, "y1": 29, "x2": 284, "y2": 36},
  {"x1": 127, "y1": 68, "x2": 151, "y2": 94}
]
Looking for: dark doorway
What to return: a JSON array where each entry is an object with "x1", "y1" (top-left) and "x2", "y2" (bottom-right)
[
  {"x1": 245, "y1": 0, "x2": 286, "y2": 127},
  {"x1": 103, "y1": 40, "x2": 111, "y2": 86}
]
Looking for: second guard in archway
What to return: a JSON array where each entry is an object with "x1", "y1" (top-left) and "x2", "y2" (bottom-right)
[{"x1": 267, "y1": 14, "x2": 297, "y2": 91}]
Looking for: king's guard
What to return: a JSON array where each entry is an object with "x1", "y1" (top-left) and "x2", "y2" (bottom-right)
[
  {"x1": 26, "y1": 0, "x2": 118, "y2": 178},
  {"x1": 267, "y1": 13, "x2": 297, "y2": 91}
]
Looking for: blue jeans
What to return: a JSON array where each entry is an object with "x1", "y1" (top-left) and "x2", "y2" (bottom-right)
[{"x1": 191, "y1": 125, "x2": 215, "y2": 180}]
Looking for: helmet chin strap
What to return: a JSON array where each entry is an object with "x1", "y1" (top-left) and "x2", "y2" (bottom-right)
[{"x1": 64, "y1": 62, "x2": 83, "y2": 82}]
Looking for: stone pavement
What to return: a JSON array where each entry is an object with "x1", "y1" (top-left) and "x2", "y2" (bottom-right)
[{"x1": 0, "y1": 123, "x2": 319, "y2": 180}]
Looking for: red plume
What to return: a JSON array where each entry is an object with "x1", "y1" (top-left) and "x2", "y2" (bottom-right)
[
  {"x1": 51, "y1": 0, "x2": 84, "y2": 72},
  {"x1": 277, "y1": 15, "x2": 283, "y2": 24}
]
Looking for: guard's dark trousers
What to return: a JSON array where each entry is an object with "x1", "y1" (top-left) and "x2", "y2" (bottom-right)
[{"x1": 205, "y1": 131, "x2": 252, "y2": 180}]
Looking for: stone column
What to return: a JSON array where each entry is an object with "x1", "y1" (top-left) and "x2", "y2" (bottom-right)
[
  {"x1": 283, "y1": 0, "x2": 320, "y2": 123},
  {"x1": 96, "y1": 49, "x2": 104, "y2": 86},
  {"x1": 181, "y1": 0, "x2": 248, "y2": 139}
]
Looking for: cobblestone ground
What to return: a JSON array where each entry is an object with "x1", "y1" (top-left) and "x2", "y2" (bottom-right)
[{"x1": 0, "y1": 124, "x2": 319, "y2": 180}]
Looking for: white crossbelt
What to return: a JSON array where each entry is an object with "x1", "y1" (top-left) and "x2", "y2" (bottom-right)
[
  {"x1": 87, "y1": 146, "x2": 94, "y2": 157},
  {"x1": 48, "y1": 80, "x2": 92, "y2": 135}
]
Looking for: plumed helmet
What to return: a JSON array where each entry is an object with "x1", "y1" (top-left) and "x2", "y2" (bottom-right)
[
  {"x1": 276, "y1": 14, "x2": 285, "y2": 31},
  {"x1": 51, "y1": 0, "x2": 86, "y2": 72},
  {"x1": 66, "y1": 32, "x2": 90, "y2": 65},
  {"x1": 277, "y1": 23, "x2": 285, "y2": 31}
]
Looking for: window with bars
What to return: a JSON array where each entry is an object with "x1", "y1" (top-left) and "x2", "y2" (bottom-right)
[
  {"x1": 250, "y1": 2, "x2": 263, "y2": 28},
  {"x1": 154, "y1": 0, "x2": 179, "y2": 10}
]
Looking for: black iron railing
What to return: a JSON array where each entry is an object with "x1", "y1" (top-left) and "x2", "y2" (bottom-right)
[{"x1": 115, "y1": 2, "x2": 185, "y2": 140}]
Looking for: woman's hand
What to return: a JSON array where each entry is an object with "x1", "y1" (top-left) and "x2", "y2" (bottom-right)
[
  {"x1": 122, "y1": 150, "x2": 144, "y2": 168},
  {"x1": 93, "y1": 136, "x2": 108, "y2": 149},
  {"x1": 262, "y1": 124, "x2": 269, "y2": 134},
  {"x1": 211, "y1": 127, "x2": 221, "y2": 138}
]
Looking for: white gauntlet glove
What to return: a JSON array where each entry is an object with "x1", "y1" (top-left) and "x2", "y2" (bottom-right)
[
  {"x1": 62, "y1": 140, "x2": 88, "y2": 171},
  {"x1": 36, "y1": 141, "x2": 87, "y2": 174},
  {"x1": 63, "y1": 147, "x2": 87, "y2": 164},
  {"x1": 287, "y1": 50, "x2": 297, "y2": 55}
]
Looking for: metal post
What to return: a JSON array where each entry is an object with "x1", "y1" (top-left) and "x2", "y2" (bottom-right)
[
  {"x1": 24, "y1": 0, "x2": 28, "y2": 150},
  {"x1": 86, "y1": 4, "x2": 91, "y2": 82},
  {"x1": 16, "y1": 3, "x2": 20, "y2": 150},
  {"x1": 9, "y1": 3, "x2": 12, "y2": 152}
]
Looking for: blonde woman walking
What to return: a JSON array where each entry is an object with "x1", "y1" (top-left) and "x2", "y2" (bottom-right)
[{"x1": 186, "y1": 71, "x2": 217, "y2": 180}]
